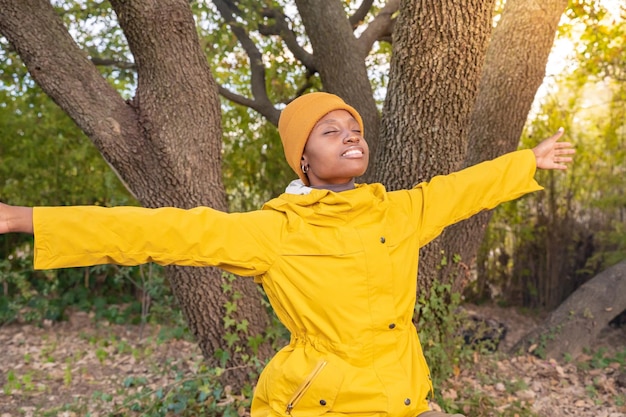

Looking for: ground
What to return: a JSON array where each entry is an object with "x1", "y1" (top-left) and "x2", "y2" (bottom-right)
[{"x1": 0, "y1": 304, "x2": 624, "y2": 417}]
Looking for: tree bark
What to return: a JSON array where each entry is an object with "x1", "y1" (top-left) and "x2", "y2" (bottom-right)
[
  {"x1": 430, "y1": 0, "x2": 569, "y2": 293},
  {"x1": 512, "y1": 260, "x2": 626, "y2": 359},
  {"x1": 0, "y1": 0, "x2": 271, "y2": 390}
]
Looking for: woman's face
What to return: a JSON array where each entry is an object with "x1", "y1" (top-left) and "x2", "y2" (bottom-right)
[{"x1": 302, "y1": 109, "x2": 369, "y2": 186}]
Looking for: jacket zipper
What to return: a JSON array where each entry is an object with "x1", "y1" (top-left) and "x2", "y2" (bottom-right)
[{"x1": 285, "y1": 359, "x2": 328, "y2": 415}]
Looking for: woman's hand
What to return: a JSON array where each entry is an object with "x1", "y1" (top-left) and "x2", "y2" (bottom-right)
[
  {"x1": 0, "y1": 203, "x2": 34, "y2": 234},
  {"x1": 533, "y1": 128, "x2": 576, "y2": 170}
]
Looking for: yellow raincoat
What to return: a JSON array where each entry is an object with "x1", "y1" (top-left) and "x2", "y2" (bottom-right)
[{"x1": 33, "y1": 150, "x2": 542, "y2": 417}]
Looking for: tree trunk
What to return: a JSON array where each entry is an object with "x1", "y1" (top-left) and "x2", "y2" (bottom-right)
[
  {"x1": 0, "y1": 0, "x2": 272, "y2": 390},
  {"x1": 431, "y1": 0, "x2": 569, "y2": 293},
  {"x1": 374, "y1": 0, "x2": 495, "y2": 298},
  {"x1": 512, "y1": 260, "x2": 626, "y2": 359}
]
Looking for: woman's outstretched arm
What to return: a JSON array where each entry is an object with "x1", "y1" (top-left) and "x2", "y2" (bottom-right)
[{"x1": 0, "y1": 203, "x2": 33, "y2": 234}]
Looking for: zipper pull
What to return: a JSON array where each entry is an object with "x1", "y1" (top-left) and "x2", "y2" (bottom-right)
[{"x1": 285, "y1": 359, "x2": 328, "y2": 415}]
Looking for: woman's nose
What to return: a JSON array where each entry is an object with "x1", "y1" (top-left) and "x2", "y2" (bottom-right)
[{"x1": 344, "y1": 133, "x2": 360, "y2": 143}]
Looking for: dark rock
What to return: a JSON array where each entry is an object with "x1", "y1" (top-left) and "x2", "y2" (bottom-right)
[
  {"x1": 609, "y1": 308, "x2": 626, "y2": 328},
  {"x1": 461, "y1": 314, "x2": 508, "y2": 352}
]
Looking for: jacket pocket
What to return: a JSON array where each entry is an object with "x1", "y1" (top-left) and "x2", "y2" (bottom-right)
[{"x1": 285, "y1": 358, "x2": 343, "y2": 417}]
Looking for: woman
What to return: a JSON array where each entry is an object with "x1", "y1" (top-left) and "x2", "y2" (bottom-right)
[{"x1": 0, "y1": 92, "x2": 574, "y2": 417}]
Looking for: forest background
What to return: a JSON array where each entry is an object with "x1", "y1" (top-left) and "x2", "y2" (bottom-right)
[{"x1": 0, "y1": 0, "x2": 624, "y2": 416}]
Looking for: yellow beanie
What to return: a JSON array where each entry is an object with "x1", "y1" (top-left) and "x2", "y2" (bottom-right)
[{"x1": 278, "y1": 92, "x2": 364, "y2": 185}]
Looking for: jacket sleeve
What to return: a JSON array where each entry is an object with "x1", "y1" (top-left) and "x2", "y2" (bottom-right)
[
  {"x1": 409, "y1": 149, "x2": 543, "y2": 247},
  {"x1": 32, "y1": 205, "x2": 281, "y2": 276}
]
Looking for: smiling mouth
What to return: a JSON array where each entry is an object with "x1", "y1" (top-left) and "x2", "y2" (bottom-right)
[{"x1": 341, "y1": 148, "x2": 364, "y2": 157}]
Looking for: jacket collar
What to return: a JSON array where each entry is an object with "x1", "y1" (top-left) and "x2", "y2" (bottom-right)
[
  {"x1": 284, "y1": 179, "x2": 356, "y2": 195},
  {"x1": 263, "y1": 181, "x2": 388, "y2": 226}
]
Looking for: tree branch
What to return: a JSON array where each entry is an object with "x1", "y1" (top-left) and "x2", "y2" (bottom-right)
[
  {"x1": 349, "y1": 0, "x2": 374, "y2": 28},
  {"x1": 90, "y1": 56, "x2": 136, "y2": 69},
  {"x1": 357, "y1": 0, "x2": 399, "y2": 55},
  {"x1": 218, "y1": 85, "x2": 281, "y2": 125},
  {"x1": 213, "y1": 0, "x2": 274, "y2": 112},
  {"x1": 259, "y1": 7, "x2": 316, "y2": 71},
  {"x1": 0, "y1": 0, "x2": 141, "y2": 153}
]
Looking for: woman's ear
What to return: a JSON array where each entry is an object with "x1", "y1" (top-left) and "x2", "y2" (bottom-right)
[{"x1": 300, "y1": 155, "x2": 309, "y2": 174}]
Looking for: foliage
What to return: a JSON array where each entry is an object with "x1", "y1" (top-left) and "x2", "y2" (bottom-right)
[
  {"x1": 575, "y1": 346, "x2": 626, "y2": 372},
  {"x1": 416, "y1": 278, "x2": 502, "y2": 409},
  {"x1": 221, "y1": 101, "x2": 294, "y2": 211},
  {"x1": 564, "y1": 3, "x2": 626, "y2": 269},
  {"x1": 470, "y1": 2, "x2": 626, "y2": 309},
  {"x1": 0, "y1": 1, "x2": 136, "y2": 209},
  {"x1": 111, "y1": 363, "x2": 254, "y2": 417},
  {"x1": 566, "y1": 0, "x2": 626, "y2": 83},
  {"x1": 0, "y1": 240, "x2": 182, "y2": 330},
  {"x1": 0, "y1": 74, "x2": 134, "y2": 209},
  {"x1": 417, "y1": 280, "x2": 466, "y2": 391}
]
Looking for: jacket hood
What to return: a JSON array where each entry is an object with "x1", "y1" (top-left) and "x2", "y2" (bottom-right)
[
  {"x1": 284, "y1": 179, "x2": 313, "y2": 195},
  {"x1": 263, "y1": 182, "x2": 389, "y2": 227}
]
